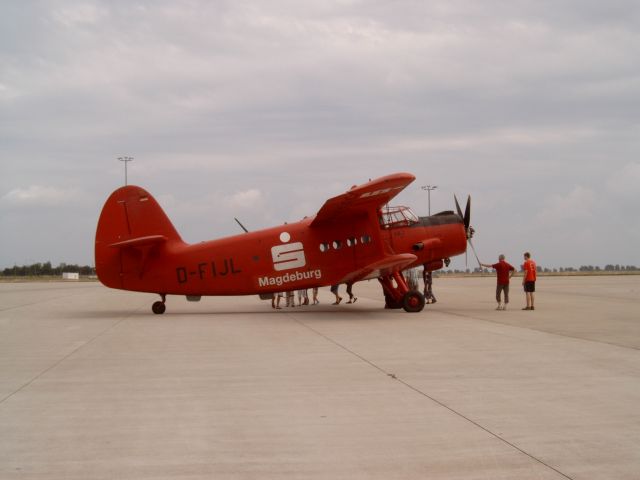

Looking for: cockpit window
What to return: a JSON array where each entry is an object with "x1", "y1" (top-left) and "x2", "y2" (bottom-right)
[{"x1": 379, "y1": 206, "x2": 419, "y2": 228}]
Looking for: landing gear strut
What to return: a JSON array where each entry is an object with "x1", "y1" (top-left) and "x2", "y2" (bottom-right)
[
  {"x1": 152, "y1": 293, "x2": 166, "y2": 314},
  {"x1": 379, "y1": 272, "x2": 425, "y2": 312}
]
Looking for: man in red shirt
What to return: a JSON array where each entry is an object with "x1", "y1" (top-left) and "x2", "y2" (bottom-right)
[
  {"x1": 522, "y1": 252, "x2": 537, "y2": 310},
  {"x1": 481, "y1": 254, "x2": 515, "y2": 310}
]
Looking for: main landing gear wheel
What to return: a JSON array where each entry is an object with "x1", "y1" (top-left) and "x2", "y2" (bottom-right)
[
  {"x1": 379, "y1": 273, "x2": 425, "y2": 312},
  {"x1": 402, "y1": 290, "x2": 425, "y2": 313},
  {"x1": 152, "y1": 293, "x2": 167, "y2": 314}
]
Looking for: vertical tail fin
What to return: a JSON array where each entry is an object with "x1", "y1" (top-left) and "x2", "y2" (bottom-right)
[{"x1": 95, "y1": 185, "x2": 183, "y2": 289}]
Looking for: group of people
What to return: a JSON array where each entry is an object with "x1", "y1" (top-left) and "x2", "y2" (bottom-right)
[
  {"x1": 330, "y1": 282, "x2": 357, "y2": 305},
  {"x1": 271, "y1": 283, "x2": 358, "y2": 309},
  {"x1": 480, "y1": 252, "x2": 537, "y2": 310},
  {"x1": 271, "y1": 287, "x2": 320, "y2": 309},
  {"x1": 270, "y1": 251, "x2": 537, "y2": 311}
]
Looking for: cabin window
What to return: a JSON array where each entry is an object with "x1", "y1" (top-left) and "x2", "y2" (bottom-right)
[
  {"x1": 319, "y1": 242, "x2": 330, "y2": 252},
  {"x1": 347, "y1": 237, "x2": 357, "y2": 247},
  {"x1": 361, "y1": 234, "x2": 371, "y2": 244},
  {"x1": 332, "y1": 240, "x2": 342, "y2": 250}
]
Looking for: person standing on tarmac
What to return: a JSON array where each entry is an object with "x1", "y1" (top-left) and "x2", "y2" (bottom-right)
[
  {"x1": 480, "y1": 254, "x2": 515, "y2": 310},
  {"x1": 423, "y1": 268, "x2": 436, "y2": 304},
  {"x1": 522, "y1": 252, "x2": 537, "y2": 310},
  {"x1": 272, "y1": 292, "x2": 283, "y2": 309},
  {"x1": 330, "y1": 284, "x2": 342, "y2": 305},
  {"x1": 346, "y1": 282, "x2": 357, "y2": 304}
]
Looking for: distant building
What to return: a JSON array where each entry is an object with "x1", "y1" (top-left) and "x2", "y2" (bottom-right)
[{"x1": 62, "y1": 272, "x2": 80, "y2": 280}]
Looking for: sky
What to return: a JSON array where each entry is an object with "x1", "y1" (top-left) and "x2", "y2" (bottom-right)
[{"x1": 1, "y1": 0, "x2": 639, "y2": 271}]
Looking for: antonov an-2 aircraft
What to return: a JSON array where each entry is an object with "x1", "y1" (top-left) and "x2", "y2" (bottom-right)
[{"x1": 95, "y1": 172, "x2": 472, "y2": 314}]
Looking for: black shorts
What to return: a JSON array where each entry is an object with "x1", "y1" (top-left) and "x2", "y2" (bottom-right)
[{"x1": 524, "y1": 281, "x2": 536, "y2": 293}]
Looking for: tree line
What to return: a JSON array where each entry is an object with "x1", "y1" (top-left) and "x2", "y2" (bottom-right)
[
  {"x1": 442, "y1": 264, "x2": 639, "y2": 275},
  {"x1": 1, "y1": 262, "x2": 96, "y2": 277}
]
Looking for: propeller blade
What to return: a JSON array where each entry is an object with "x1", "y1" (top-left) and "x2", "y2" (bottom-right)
[
  {"x1": 454, "y1": 195, "x2": 463, "y2": 220},
  {"x1": 464, "y1": 195, "x2": 471, "y2": 231},
  {"x1": 468, "y1": 237, "x2": 482, "y2": 268}
]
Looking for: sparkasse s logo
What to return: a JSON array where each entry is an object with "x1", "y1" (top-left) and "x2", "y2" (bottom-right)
[{"x1": 271, "y1": 232, "x2": 306, "y2": 271}]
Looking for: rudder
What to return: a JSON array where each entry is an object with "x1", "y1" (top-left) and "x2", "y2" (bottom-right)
[{"x1": 95, "y1": 185, "x2": 183, "y2": 289}]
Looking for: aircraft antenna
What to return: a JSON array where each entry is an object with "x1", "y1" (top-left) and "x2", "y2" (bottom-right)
[{"x1": 234, "y1": 217, "x2": 249, "y2": 233}]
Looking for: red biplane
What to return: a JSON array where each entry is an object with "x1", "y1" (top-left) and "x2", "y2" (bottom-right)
[{"x1": 95, "y1": 172, "x2": 472, "y2": 313}]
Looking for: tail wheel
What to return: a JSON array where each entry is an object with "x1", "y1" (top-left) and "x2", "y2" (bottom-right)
[
  {"x1": 402, "y1": 290, "x2": 425, "y2": 313},
  {"x1": 152, "y1": 294, "x2": 167, "y2": 314},
  {"x1": 152, "y1": 301, "x2": 166, "y2": 314}
]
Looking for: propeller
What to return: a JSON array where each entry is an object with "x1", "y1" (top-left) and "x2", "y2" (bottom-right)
[
  {"x1": 454, "y1": 194, "x2": 480, "y2": 268},
  {"x1": 454, "y1": 194, "x2": 472, "y2": 238}
]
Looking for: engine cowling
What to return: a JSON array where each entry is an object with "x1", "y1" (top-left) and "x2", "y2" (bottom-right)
[{"x1": 423, "y1": 260, "x2": 444, "y2": 271}]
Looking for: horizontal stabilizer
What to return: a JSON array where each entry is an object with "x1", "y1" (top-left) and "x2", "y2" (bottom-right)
[
  {"x1": 109, "y1": 235, "x2": 168, "y2": 249},
  {"x1": 340, "y1": 253, "x2": 417, "y2": 284}
]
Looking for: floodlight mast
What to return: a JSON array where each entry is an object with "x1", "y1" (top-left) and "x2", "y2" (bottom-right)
[
  {"x1": 421, "y1": 185, "x2": 437, "y2": 215},
  {"x1": 118, "y1": 156, "x2": 134, "y2": 186}
]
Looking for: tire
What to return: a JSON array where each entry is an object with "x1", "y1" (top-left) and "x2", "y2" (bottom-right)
[
  {"x1": 152, "y1": 301, "x2": 166, "y2": 314},
  {"x1": 384, "y1": 291, "x2": 403, "y2": 309},
  {"x1": 402, "y1": 290, "x2": 425, "y2": 312}
]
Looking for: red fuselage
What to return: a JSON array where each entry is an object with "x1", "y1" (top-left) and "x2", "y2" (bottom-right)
[{"x1": 95, "y1": 174, "x2": 468, "y2": 305}]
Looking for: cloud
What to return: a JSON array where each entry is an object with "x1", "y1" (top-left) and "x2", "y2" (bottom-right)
[
  {"x1": 52, "y1": 2, "x2": 108, "y2": 27},
  {"x1": 223, "y1": 189, "x2": 263, "y2": 210},
  {"x1": 0, "y1": 185, "x2": 80, "y2": 208},
  {"x1": 605, "y1": 162, "x2": 640, "y2": 199},
  {"x1": 534, "y1": 186, "x2": 596, "y2": 227}
]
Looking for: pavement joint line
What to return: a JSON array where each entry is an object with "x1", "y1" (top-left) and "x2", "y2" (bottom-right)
[
  {"x1": 0, "y1": 307, "x2": 142, "y2": 407},
  {"x1": 294, "y1": 315, "x2": 575, "y2": 480},
  {"x1": 441, "y1": 309, "x2": 640, "y2": 352}
]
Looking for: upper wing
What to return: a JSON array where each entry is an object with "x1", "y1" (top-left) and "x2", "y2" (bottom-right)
[{"x1": 309, "y1": 173, "x2": 416, "y2": 227}]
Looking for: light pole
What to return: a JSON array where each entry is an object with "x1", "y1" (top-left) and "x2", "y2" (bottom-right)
[
  {"x1": 421, "y1": 185, "x2": 437, "y2": 215},
  {"x1": 118, "y1": 156, "x2": 133, "y2": 185}
]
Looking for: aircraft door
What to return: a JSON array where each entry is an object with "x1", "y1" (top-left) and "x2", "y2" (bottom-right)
[{"x1": 350, "y1": 217, "x2": 381, "y2": 268}]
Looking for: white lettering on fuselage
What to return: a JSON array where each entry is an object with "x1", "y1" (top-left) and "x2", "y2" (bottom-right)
[
  {"x1": 261, "y1": 231, "x2": 319, "y2": 288},
  {"x1": 258, "y1": 269, "x2": 322, "y2": 287},
  {"x1": 359, "y1": 186, "x2": 404, "y2": 198}
]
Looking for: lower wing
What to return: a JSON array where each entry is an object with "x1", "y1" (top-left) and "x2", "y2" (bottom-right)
[{"x1": 338, "y1": 253, "x2": 417, "y2": 284}]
